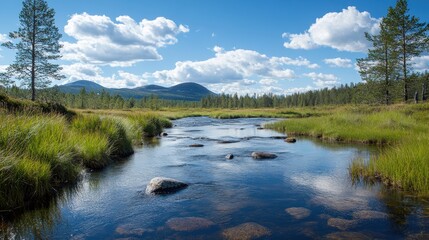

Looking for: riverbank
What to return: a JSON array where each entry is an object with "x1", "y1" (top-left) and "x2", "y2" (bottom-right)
[
  {"x1": 265, "y1": 103, "x2": 429, "y2": 195},
  {"x1": 0, "y1": 93, "x2": 171, "y2": 212}
]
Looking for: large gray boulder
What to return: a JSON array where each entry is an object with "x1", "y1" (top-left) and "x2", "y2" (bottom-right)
[
  {"x1": 145, "y1": 177, "x2": 188, "y2": 194},
  {"x1": 251, "y1": 152, "x2": 277, "y2": 159}
]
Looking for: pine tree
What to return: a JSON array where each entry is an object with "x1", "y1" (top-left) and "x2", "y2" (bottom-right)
[
  {"x1": 387, "y1": 0, "x2": 429, "y2": 102},
  {"x1": 357, "y1": 18, "x2": 399, "y2": 105},
  {"x1": 2, "y1": 0, "x2": 64, "y2": 101}
]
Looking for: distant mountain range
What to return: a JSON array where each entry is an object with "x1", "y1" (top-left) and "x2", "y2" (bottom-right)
[{"x1": 58, "y1": 80, "x2": 216, "y2": 101}]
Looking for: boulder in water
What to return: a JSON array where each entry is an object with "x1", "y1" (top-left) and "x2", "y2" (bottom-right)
[
  {"x1": 145, "y1": 177, "x2": 188, "y2": 194},
  {"x1": 189, "y1": 144, "x2": 204, "y2": 147},
  {"x1": 251, "y1": 152, "x2": 277, "y2": 159},
  {"x1": 225, "y1": 154, "x2": 234, "y2": 160},
  {"x1": 285, "y1": 137, "x2": 297, "y2": 143}
]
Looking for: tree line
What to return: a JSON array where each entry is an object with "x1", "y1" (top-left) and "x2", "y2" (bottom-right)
[{"x1": 0, "y1": 0, "x2": 428, "y2": 108}]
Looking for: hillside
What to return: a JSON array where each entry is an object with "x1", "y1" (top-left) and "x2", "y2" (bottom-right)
[{"x1": 58, "y1": 80, "x2": 216, "y2": 101}]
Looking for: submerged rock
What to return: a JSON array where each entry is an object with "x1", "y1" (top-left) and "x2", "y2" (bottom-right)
[
  {"x1": 115, "y1": 224, "x2": 148, "y2": 236},
  {"x1": 166, "y1": 217, "x2": 214, "y2": 231},
  {"x1": 222, "y1": 222, "x2": 271, "y2": 240},
  {"x1": 145, "y1": 177, "x2": 188, "y2": 194},
  {"x1": 251, "y1": 152, "x2": 277, "y2": 159},
  {"x1": 327, "y1": 218, "x2": 358, "y2": 231},
  {"x1": 325, "y1": 231, "x2": 371, "y2": 240},
  {"x1": 225, "y1": 154, "x2": 234, "y2": 160},
  {"x1": 285, "y1": 137, "x2": 297, "y2": 143},
  {"x1": 285, "y1": 207, "x2": 311, "y2": 220},
  {"x1": 189, "y1": 144, "x2": 204, "y2": 147},
  {"x1": 160, "y1": 132, "x2": 168, "y2": 137},
  {"x1": 353, "y1": 210, "x2": 388, "y2": 220},
  {"x1": 256, "y1": 127, "x2": 264, "y2": 130}
]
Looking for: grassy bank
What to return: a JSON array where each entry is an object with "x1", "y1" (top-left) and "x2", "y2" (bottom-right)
[
  {"x1": 74, "y1": 107, "x2": 324, "y2": 120},
  {"x1": 0, "y1": 95, "x2": 171, "y2": 211},
  {"x1": 265, "y1": 104, "x2": 429, "y2": 195}
]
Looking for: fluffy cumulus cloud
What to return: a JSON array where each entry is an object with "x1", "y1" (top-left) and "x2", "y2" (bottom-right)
[
  {"x1": 324, "y1": 57, "x2": 353, "y2": 68},
  {"x1": 61, "y1": 63, "x2": 148, "y2": 88},
  {"x1": 304, "y1": 72, "x2": 339, "y2": 87},
  {"x1": 62, "y1": 13, "x2": 189, "y2": 66},
  {"x1": 150, "y1": 46, "x2": 320, "y2": 86},
  {"x1": 283, "y1": 6, "x2": 380, "y2": 52}
]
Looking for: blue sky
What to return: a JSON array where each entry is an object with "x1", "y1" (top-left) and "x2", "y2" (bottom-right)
[{"x1": 0, "y1": 0, "x2": 428, "y2": 95}]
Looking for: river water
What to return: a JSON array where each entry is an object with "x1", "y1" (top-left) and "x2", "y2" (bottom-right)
[{"x1": 1, "y1": 117, "x2": 429, "y2": 239}]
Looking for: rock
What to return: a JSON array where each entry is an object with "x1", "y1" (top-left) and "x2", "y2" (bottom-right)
[
  {"x1": 225, "y1": 154, "x2": 234, "y2": 160},
  {"x1": 222, "y1": 222, "x2": 271, "y2": 240},
  {"x1": 217, "y1": 140, "x2": 240, "y2": 144},
  {"x1": 160, "y1": 132, "x2": 168, "y2": 137},
  {"x1": 166, "y1": 217, "x2": 214, "y2": 231},
  {"x1": 285, "y1": 137, "x2": 297, "y2": 143},
  {"x1": 327, "y1": 218, "x2": 357, "y2": 231},
  {"x1": 325, "y1": 232, "x2": 371, "y2": 240},
  {"x1": 189, "y1": 144, "x2": 204, "y2": 147},
  {"x1": 145, "y1": 177, "x2": 188, "y2": 194},
  {"x1": 251, "y1": 152, "x2": 277, "y2": 159},
  {"x1": 353, "y1": 210, "x2": 388, "y2": 220},
  {"x1": 115, "y1": 224, "x2": 147, "y2": 236},
  {"x1": 256, "y1": 127, "x2": 264, "y2": 130},
  {"x1": 270, "y1": 136, "x2": 287, "y2": 139},
  {"x1": 285, "y1": 207, "x2": 311, "y2": 220}
]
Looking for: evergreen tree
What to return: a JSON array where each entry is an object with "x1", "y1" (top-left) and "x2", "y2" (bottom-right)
[
  {"x1": 387, "y1": 0, "x2": 429, "y2": 102},
  {"x1": 357, "y1": 19, "x2": 399, "y2": 105},
  {"x1": 2, "y1": 0, "x2": 64, "y2": 101}
]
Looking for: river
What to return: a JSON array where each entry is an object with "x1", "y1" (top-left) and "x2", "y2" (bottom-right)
[{"x1": 1, "y1": 117, "x2": 429, "y2": 239}]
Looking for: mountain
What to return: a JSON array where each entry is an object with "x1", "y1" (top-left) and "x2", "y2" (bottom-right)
[{"x1": 58, "y1": 80, "x2": 216, "y2": 101}]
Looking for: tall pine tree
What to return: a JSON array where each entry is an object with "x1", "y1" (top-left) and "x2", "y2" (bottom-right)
[
  {"x1": 2, "y1": 0, "x2": 64, "y2": 101},
  {"x1": 357, "y1": 18, "x2": 399, "y2": 105},
  {"x1": 387, "y1": 0, "x2": 429, "y2": 102}
]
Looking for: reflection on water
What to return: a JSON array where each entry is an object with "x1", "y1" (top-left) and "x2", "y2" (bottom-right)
[{"x1": 1, "y1": 117, "x2": 429, "y2": 239}]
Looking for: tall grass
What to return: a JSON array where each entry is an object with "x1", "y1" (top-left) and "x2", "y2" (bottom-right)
[
  {"x1": 265, "y1": 103, "x2": 429, "y2": 195},
  {"x1": 0, "y1": 108, "x2": 171, "y2": 210}
]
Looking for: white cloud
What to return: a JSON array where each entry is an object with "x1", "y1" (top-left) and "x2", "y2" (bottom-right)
[
  {"x1": 208, "y1": 82, "x2": 285, "y2": 95},
  {"x1": 324, "y1": 57, "x2": 353, "y2": 68},
  {"x1": 61, "y1": 63, "x2": 148, "y2": 88},
  {"x1": 62, "y1": 13, "x2": 189, "y2": 67},
  {"x1": 284, "y1": 86, "x2": 314, "y2": 95},
  {"x1": 283, "y1": 6, "x2": 380, "y2": 52},
  {"x1": 150, "y1": 47, "x2": 321, "y2": 86},
  {"x1": 0, "y1": 34, "x2": 8, "y2": 43},
  {"x1": 0, "y1": 65, "x2": 8, "y2": 72},
  {"x1": 412, "y1": 55, "x2": 429, "y2": 72},
  {"x1": 260, "y1": 78, "x2": 278, "y2": 86},
  {"x1": 304, "y1": 72, "x2": 339, "y2": 87}
]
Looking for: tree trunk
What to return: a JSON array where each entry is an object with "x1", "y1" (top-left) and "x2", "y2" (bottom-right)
[
  {"x1": 31, "y1": 0, "x2": 36, "y2": 101},
  {"x1": 384, "y1": 44, "x2": 389, "y2": 105},
  {"x1": 402, "y1": 19, "x2": 408, "y2": 103}
]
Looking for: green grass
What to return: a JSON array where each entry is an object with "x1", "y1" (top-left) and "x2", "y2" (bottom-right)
[
  {"x1": 0, "y1": 95, "x2": 172, "y2": 211},
  {"x1": 265, "y1": 103, "x2": 429, "y2": 195}
]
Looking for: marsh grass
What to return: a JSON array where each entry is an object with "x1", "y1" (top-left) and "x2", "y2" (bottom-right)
[
  {"x1": 265, "y1": 103, "x2": 429, "y2": 195},
  {"x1": 0, "y1": 102, "x2": 172, "y2": 210}
]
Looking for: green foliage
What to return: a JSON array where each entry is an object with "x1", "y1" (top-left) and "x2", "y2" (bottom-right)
[{"x1": 2, "y1": 0, "x2": 64, "y2": 101}]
